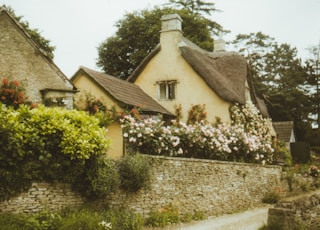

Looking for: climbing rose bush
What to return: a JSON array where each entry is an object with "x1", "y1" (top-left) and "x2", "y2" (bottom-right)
[
  {"x1": 120, "y1": 102, "x2": 274, "y2": 164},
  {"x1": 0, "y1": 78, "x2": 29, "y2": 108}
]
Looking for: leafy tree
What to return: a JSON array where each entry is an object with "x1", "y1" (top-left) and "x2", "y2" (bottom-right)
[
  {"x1": 232, "y1": 32, "x2": 312, "y2": 142},
  {"x1": 97, "y1": 6, "x2": 225, "y2": 79},
  {"x1": 305, "y1": 43, "x2": 320, "y2": 127},
  {"x1": 167, "y1": 0, "x2": 220, "y2": 16},
  {"x1": 4, "y1": 5, "x2": 55, "y2": 59}
]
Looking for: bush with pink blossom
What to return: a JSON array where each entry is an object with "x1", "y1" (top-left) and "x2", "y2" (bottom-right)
[{"x1": 120, "y1": 102, "x2": 274, "y2": 164}]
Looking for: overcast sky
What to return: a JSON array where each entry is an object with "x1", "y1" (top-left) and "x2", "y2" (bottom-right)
[{"x1": 2, "y1": 0, "x2": 320, "y2": 77}]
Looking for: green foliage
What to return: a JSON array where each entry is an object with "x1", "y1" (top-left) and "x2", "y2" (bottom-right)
[
  {"x1": 145, "y1": 204, "x2": 180, "y2": 228},
  {"x1": 262, "y1": 191, "x2": 281, "y2": 204},
  {"x1": 168, "y1": 0, "x2": 219, "y2": 16},
  {"x1": 0, "y1": 104, "x2": 111, "y2": 200},
  {"x1": 0, "y1": 207, "x2": 143, "y2": 230},
  {"x1": 192, "y1": 210, "x2": 206, "y2": 221},
  {"x1": 232, "y1": 32, "x2": 314, "y2": 145},
  {"x1": 75, "y1": 93, "x2": 119, "y2": 127},
  {"x1": 273, "y1": 141, "x2": 292, "y2": 166},
  {"x1": 121, "y1": 102, "x2": 274, "y2": 164},
  {"x1": 97, "y1": 6, "x2": 225, "y2": 79},
  {"x1": 74, "y1": 157, "x2": 120, "y2": 200},
  {"x1": 0, "y1": 213, "x2": 42, "y2": 230},
  {"x1": 0, "y1": 78, "x2": 29, "y2": 108},
  {"x1": 187, "y1": 104, "x2": 207, "y2": 124},
  {"x1": 118, "y1": 154, "x2": 151, "y2": 192}
]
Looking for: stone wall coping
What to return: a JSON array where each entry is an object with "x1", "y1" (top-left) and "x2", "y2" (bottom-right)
[{"x1": 148, "y1": 155, "x2": 282, "y2": 169}]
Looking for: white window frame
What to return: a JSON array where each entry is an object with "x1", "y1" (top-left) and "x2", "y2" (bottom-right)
[{"x1": 156, "y1": 80, "x2": 176, "y2": 100}]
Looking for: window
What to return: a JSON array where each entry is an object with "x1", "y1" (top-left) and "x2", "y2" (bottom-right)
[{"x1": 157, "y1": 80, "x2": 176, "y2": 100}]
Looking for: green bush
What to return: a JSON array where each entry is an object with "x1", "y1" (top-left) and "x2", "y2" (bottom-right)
[
  {"x1": 192, "y1": 210, "x2": 207, "y2": 221},
  {"x1": 0, "y1": 104, "x2": 111, "y2": 200},
  {"x1": 0, "y1": 207, "x2": 143, "y2": 230},
  {"x1": 118, "y1": 153, "x2": 151, "y2": 192},
  {"x1": 145, "y1": 204, "x2": 180, "y2": 228},
  {"x1": 262, "y1": 191, "x2": 281, "y2": 204},
  {"x1": 74, "y1": 157, "x2": 120, "y2": 199}
]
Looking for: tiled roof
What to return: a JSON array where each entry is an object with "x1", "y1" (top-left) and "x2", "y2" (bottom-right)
[
  {"x1": 273, "y1": 121, "x2": 295, "y2": 142},
  {"x1": 74, "y1": 66, "x2": 174, "y2": 116}
]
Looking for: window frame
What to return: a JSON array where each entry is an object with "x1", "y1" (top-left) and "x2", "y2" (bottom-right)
[{"x1": 156, "y1": 80, "x2": 177, "y2": 100}]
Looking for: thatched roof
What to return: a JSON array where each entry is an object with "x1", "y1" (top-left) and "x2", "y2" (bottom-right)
[
  {"x1": 273, "y1": 121, "x2": 295, "y2": 142},
  {"x1": 127, "y1": 36, "x2": 270, "y2": 117},
  {"x1": 180, "y1": 46, "x2": 247, "y2": 104},
  {"x1": 72, "y1": 66, "x2": 174, "y2": 116}
]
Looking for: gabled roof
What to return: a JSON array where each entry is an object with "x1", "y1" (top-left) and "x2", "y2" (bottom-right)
[
  {"x1": 71, "y1": 66, "x2": 174, "y2": 116},
  {"x1": 0, "y1": 6, "x2": 73, "y2": 90},
  {"x1": 273, "y1": 121, "x2": 295, "y2": 142},
  {"x1": 127, "y1": 36, "x2": 270, "y2": 117}
]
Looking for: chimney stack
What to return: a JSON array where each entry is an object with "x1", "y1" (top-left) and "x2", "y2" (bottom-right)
[
  {"x1": 214, "y1": 39, "x2": 226, "y2": 52},
  {"x1": 160, "y1": 14, "x2": 183, "y2": 33}
]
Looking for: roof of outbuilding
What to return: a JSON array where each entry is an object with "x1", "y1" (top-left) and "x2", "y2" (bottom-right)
[
  {"x1": 273, "y1": 121, "x2": 295, "y2": 142},
  {"x1": 72, "y1": 66, "x2": 174, "y2": 116}
]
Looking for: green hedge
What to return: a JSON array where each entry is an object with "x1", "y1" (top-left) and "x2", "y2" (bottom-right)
[{"x1": 0, "y1": 104, "x2": 111, "y2": 200}]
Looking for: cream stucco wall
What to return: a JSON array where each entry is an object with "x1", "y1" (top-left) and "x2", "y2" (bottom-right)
[
  {"x1": 72, "y1": 74, "x2": 124, "y2": 159},
  {"x1": 134, "y1": 31, "x2": 231, "y2": 124}
]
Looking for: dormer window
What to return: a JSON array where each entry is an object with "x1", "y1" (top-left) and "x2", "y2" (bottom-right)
[{"x1": 157, "y1": 80, "x2": 176, "y2": 100}]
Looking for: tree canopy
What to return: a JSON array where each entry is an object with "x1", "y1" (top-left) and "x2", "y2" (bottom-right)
[
  {"x1": 232, "y1": 32, "x2": 315, "y2": 143},
  {"x1": 96, "y1": 6, "x2": 225, "y2": 79}
]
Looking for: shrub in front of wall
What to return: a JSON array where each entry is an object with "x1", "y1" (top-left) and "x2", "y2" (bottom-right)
[
  {"x1": 145, "y1": 204, "x2": 180, "y2": 228},
  {"x1": 262, "y1": 191, "x2": 281, "y2": 204},
  {"x1": 120, "y1": 104, "x2": 274, "y2": 164},
  {"x1": 117, "y1": 153, "x2": 151, "y2": 192},
  {"x1": 0, "y1": 104, "x2": 111, "y2": 201},
  {"x1": 74, "y1": 156, "x2": 120, "y2": 200}
]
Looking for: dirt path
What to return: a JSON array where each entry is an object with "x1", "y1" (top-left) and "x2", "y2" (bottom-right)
[{"x1": 145, "y1": 205, "x2": 272, "y2": 230}]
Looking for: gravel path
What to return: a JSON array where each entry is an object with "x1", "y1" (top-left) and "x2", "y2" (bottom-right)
[{"x1": 167, "y1": 205, "x2": 272, "y2": 230}]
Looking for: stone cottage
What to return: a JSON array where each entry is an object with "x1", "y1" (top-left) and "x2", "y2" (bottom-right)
[{"x1": 0, "y1": 7, "x2": 75, "y2": 108}]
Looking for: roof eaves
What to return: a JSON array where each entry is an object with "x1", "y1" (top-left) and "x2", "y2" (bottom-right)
[
  {"x1": 127, "y1": 44, "x2": 161, "y2": 83},
  {"x1": 0, "y1": 7, "x2": 73, "y2": 88}
]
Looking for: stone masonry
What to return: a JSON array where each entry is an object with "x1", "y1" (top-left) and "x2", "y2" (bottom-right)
[
  {"x1": 0, "y1": 156, "x2": 284, "y2": 216},
  {"x1": 108, "y1": 156, "x2": 283, "y2": 217}
]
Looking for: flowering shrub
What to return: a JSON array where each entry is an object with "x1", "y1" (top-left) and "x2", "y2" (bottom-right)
[
  {"x1": 0, "y1": 78, "x2": 28, "y2": 108},
  {"x1": 187, "y1": 104, "x2": 207, "y2": 124},
  {"x1": 120, "y1": 102, "x2": 274, "y2": 164},
  {"x1": 309, "y1": 165, "x2": 319, "y2": 177}
]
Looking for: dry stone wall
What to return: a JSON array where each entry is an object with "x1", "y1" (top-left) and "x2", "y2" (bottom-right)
[
  {"x1": 0, "y1": 156, "x2": 284, "y2": 216},
  {"x1": 108, "y1": 156, "x2": 283, "y2": 217},
  {"x1": 0, "y1": 182, "x2": 83, "y2": 213},
  {"x1": 268, "y1": 190, "x2": 320, "y2": 229}
]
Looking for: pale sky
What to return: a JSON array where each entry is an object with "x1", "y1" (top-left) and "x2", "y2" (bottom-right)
[{"x1": 2, "y1": 0, "x2": 320, "y2": 77}]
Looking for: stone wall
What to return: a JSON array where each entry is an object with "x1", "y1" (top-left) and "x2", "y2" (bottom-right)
[
  {"x1": 0, "y1": 9, "x2": 74, "y2": 108},
  {"x1": 0, "y1": 156, "x2": 284, "y2": 216},
  {"x1": 268, "y1": 190, "x2": 320, "y2": 229},
  {"x1": 0, "y1": 182, "x2": 83, "y2": 213},
  {"x1": 108, "y1": 156, "x2": 283, "y2": 217}
]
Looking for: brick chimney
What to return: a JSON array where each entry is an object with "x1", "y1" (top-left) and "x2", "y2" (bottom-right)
[{"x1": 160, "y1": 14, "x2": 183, "y2": 51}]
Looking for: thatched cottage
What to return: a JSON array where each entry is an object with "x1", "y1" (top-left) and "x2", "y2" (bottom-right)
[
  {"x1": 72, "y1": 13, "x2": 275, "y2": 158},
  {"x1": 127, "y1": 13, "x2": 270, "y2": 125},
  {"x1": 0, "y1": 7, "x2": 75, "y2": 108}
]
